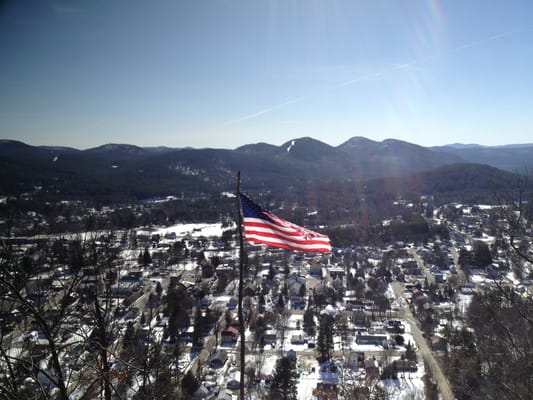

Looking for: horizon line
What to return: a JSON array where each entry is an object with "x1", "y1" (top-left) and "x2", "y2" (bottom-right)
[{"x1": 1, "y1": 136, "x2": 533, "y2": 151}]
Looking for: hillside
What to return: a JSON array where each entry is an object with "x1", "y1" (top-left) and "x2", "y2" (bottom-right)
[
  {"x1": 0, "y1": 138, "x2": 530, "y2": 204},
  {"x1": 431, "y1": 143, "x2": 533, "y2": 172}
]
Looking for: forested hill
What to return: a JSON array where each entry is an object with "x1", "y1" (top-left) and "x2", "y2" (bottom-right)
[
  {"x1": 0, "y1": 138, "x2": 530, "y2": 204},
  {"x1": 431, "y1": 143, "x2": 533, "y2": 172}
]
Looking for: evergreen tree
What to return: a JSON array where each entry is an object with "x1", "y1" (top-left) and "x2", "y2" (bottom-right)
[
  {"x1": 168, "y1": 306, "x2": 190, "y2": 339},
  {"x1": 122, "y1": 321, "x2": 136, "y2": 352},
  {"x1": 317, "y1": 314, "x2": 335, "y2": 362},
  {"x1": 192, "y1": 309, "x2": 204, "y2": 349},
  {"x1": 268, "y1": 265, "x2": 276, "y2": 280},
  {"x1": 254, "y1": 315, "x2": 266, "y2": 345},
  {"x1": 303, "y1": 308, "x2": 316, "y2": 337},
  {"x1": 405, "y1": 341, "x2": 417, "y2": 362},
  {"x1": 277, "y1": 292, "x2": 285, "y2": 311},
  {"x1": 181, "y1": 370, "x2": 199, "y2": 397},
  {"x1": 472, "y1": 240, "x2": 492, "y2": 267},
  {"x1": 269, "y1": 356, "x2": 298, "y2": 400},
  {"x1": 298, "y1": 283, "x2": 306, "y2": 298},
  {"x1": 142, "y1": 247, "x2": 152, "y2": 265},
  {"x1": 155, "y1": 281, "x2": 163, "y2": 296}
]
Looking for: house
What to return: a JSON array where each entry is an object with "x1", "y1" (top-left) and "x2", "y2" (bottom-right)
[
  {"x1": 263, "y1": 330, "x2": 277, "y2": 345},
  {"x1": 352, "y1": 310, "x2": 367, "y2": 327},
  {"x1": 221, "y1": 326, "x2": 239, "y2": 344},
  {"x1": 136, "y1": 231, "x2": 151, "y2": 244},
  {"x1": 386, "y1": 320, "x2": 405, "y2": 334},
  {"x1": 287, "y1": 274, "x2": 306, "y2": 297},
  {"x1": 226, "y1": 379, "x2": 240, "y2": 391},
  {"x1": 332, "y1": 277, "x2": 343, "y2": 291},
  {"x1": 291, "y1": 334, "x2": 305, "y2": 345},
  {"x1": 319, "y1": 361, "x2": 340, "y2": 382},
  {"x1": 244, "y1": 360, "x2": 258, "y2": 376},
  {"x1": 411, "y1": 288, "x2": 428, "y2": 304},
  {"x1": 328, "y1": 266, "x2": 345, "y2": 280},
  {"x1": 226, "y1": 371, "x2": 247, "y2": 390},
  {"x1": 200, "y1": 297, "x2": 210, "y2": 309},
  {"x1": 243, "y1": 284, "x2": 256, "y2": 298},
  {"x1": 362, "y1": 300, "x2": 376, "y2": 312},
  {"x1": 393, "y1": 359, "x2": 418, "y2": 372},
  {"x1": 216, "y1": 390, "x2": 232, "y2": 400},
  {"x1": 215, "y1": 264, "x2": 234, "y2": 281},
  {"x1": 433, "y1": 272, "x2": 446, "y2": 283},
  {"x1": 29, "y1": 330, "x2": 49, "y2": 355},
  {"x1": 370, "y1": 322, "x2": 385, "y2": 334},
  {"x1": 164, "y1": 231, "x2": 176, "y2": 240},
  {"x1": 201, "y1": 264, "x2": 215, "y2": 279},
  {"x1": 123, "y1": 307, "x2": 141, "y2": 322},
  {"x1": 347, "y1": 351, "x2": 365, "y2": 368},
  {"x1": 290, "y1": 296, "x2": 306, "y2": 310},
  {"x1": 226, "y1": 297, "x2": 238, "y2": 310},
  {"x1": 287, "y1": 349, "x2": 297, "y2": 368},
  {"x1": 111, "y1": 278, "x2": 142, "y2": 296},
  {"x1": 431, "y1": 336, "x2": 448, "y2": 352},
  {"x1": 209, "y1": 350, "x2": 228, "y2": 369},
  {"x1": 309, "y1": 262, "x2": 323, "y2": 278},
  {"x1": 193, "y1": 384, "x2": 211, "y2": 399},
  {"x1": 109, "y1": 281, "x2": 128, "y2": 297},
  {"x1": 355, "y1": 334, "x2": 388, "y2": 347},
  {"x1": 402, "y1": 260, "x2": 420, "y2": 275}
]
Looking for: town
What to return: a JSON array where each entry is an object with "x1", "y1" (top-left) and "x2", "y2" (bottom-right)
[{"x1": 1, "y1": 194, "x2": 531, "y2": 400}]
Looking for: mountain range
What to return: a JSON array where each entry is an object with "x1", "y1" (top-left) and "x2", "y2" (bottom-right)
[{"x1": 0, "y1": 137, "x2": 531, "y2": 203}]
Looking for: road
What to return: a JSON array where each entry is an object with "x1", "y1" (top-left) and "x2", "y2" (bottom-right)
[
  {"x1": 407, "y1": 248, "x2": 435, "y2": 285},
  {"x1": 449, "y1": 245, "x2": 468, "y2": 284},
  {"x1": 391, "y1": 282, "x2": 454, "y2": 400}
]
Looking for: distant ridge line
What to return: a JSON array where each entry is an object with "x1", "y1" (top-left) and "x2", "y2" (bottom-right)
[{"x1": 2, "y1": 137, "x2": 533, "y2": 151}]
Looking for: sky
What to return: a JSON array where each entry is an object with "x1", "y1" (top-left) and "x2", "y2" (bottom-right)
[{"x1": 1, "y1": 1, "x2": 533, "y2": 150}]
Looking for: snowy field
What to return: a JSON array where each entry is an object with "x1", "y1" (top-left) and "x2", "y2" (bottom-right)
[{"x1": 152, "y1": 222, "x2": 233, "y2": 239}]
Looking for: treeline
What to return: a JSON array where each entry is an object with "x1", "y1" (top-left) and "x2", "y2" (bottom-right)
[
  {"x1": 0, "y1": 194, "x2": 236, "y2": 237},
  {"x1": 2, "y1": 191, "x2": 442, "y2": 249},
  {"x1": 442, "y1": 287, "x2": 532, "y2": 400},
  {"x1": 325, "y1": 213, "x2": 437, "y2": 247}
]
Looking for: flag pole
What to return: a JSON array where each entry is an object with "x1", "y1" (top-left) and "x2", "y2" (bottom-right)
[{"x1": 236, "y1": 171, "x2": 246, "y2": 400}]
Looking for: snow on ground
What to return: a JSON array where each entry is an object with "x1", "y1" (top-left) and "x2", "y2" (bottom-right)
[
  {"x1": 153, "y1": 222, "x2": 230, "y2": 238},
  {"x1": 287, "y1": 313, "x2": 304, "y2": 327},
  {"x1": 259, "y1": 353, "x2": 277, "y2": 378},
  {"x1": 294, "y1": 356, "x2": 426, "y2": 400},
  {"x1": 297, "y1": 358, "x2": 320, "y2": 400},
  {"x1": 287, "y1": 140, "x2": 295, "y2": 152},
  {"x1": 470, "y1": 270, "x2": 488, "y2": 284},
  {"x1": 457, "y1": 293, "x2": 473, "y2": 315},
  {"x1": 383, "y1": 372, "x2": 426, "y2": 400},
  {"x1": 505, "y1": 271, "x2": 520, "y2": 285},
  {"x1": 386, "y1": 284, "x2": 395, "y2": 300},
  {"x1": 401, "y1": 334, "x2": 418, "y2": 351}
]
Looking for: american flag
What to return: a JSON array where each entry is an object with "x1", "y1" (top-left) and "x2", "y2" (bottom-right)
[{"x1": 239, "y1": 192, "x2": 331, "y2": 253}]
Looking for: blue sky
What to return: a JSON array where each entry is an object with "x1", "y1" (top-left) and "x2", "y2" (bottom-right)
[{"x1": 1, "y1": 0, "x2": 532, "y2": 149}]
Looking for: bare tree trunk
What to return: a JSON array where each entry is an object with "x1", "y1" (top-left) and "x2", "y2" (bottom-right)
[{"x1": 93, "y1": 295, "x2": 112, "y2": 400}]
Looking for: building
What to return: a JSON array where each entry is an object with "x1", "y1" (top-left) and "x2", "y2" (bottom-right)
[{"x1": 355, "y1": 334, "x2": 388, "y2": 347}]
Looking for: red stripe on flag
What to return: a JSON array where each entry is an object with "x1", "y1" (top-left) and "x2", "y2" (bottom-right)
[{"x1": 242, "y1": 218, "x2": 331, "y2": 253}]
